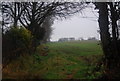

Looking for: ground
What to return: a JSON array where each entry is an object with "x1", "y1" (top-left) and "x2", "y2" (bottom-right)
[{"x1": 3, "y1": 40, "x2": 103, "y2": 79}]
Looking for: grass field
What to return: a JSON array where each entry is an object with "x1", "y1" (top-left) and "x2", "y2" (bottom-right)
[{"x1": 3, "y1": 40, "x2": 103, "y2": 79}]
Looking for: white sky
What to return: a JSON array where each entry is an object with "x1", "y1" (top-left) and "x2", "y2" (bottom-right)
[{"x1": 51, "y1": 4, "x2": 100, "y2": 41}]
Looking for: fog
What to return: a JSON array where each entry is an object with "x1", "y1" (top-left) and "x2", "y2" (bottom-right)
[{"x1": 51, "y1": 4, "x2": 99, "y2": 41}]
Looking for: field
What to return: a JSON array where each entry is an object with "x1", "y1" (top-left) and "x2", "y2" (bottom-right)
[{"x1": 3, "y1": 40, "x2": 103, "y2": 79}]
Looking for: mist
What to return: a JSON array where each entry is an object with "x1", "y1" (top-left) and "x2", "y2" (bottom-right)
[{"x1": 51, "y1": 4, "x2": 99, "y2": 41}]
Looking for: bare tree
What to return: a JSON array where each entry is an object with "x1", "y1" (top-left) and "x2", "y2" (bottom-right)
[
  {"x1": 2, "y1": 2, "x2": 85, "y2": 31},
  {"x1": 2, "y1": 2, "x2": 86, "y2": 50},
  {"x1": 41, "y1": 16, "x2": 54, "y2": 43},
  {"x1": 19, "y1": 2, "x2": 85, "y2": 30},
  {"x1": 2, "y1": 2, "x2": 25, "y2": 28}
]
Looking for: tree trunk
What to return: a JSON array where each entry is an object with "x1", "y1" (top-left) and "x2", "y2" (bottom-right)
[
  {"x1": 13, "y1": 2, "x2": 17, "y2": 28},
  {"x1": 97, "y1": 2, "x2": 120, "y2": 79},
  {"x1": 109, "y1": 3, "x2": 120, "y2": 67},
  {"x1": 97, "y1": 2, "x2": 111, "y2": 68}
]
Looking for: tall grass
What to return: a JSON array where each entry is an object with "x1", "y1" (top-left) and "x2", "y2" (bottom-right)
[{"x1": 3, "y1": 40, "x2": 103, "y2": 79}]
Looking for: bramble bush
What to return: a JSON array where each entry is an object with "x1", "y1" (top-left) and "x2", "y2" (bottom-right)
[
  {"x1": 3, "y1": 27, "x2": 33, "y2": 64},
  {"x1": 36, "y1": 44, "x2": 49, "y2": 56}
]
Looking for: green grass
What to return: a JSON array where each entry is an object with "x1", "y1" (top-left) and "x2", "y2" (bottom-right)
[{"x1": 3, "y1": 40, "x2": 103, "y2": 79}]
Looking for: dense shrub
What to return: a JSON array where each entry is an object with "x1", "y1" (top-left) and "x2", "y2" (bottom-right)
[
  {"x1": 36, "y1": 44, "x2": 49, "y2": 56},
  {"x1": 3, "y1": 27, "x2": 33, "y2": 64}
]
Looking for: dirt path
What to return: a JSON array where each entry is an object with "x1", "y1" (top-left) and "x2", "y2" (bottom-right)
[{"x1": 66, "y1": 69, "x2": 78, "y2": 79}]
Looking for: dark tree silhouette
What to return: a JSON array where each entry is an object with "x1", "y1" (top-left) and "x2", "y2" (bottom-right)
[
  {"x1": 2, "y1": 2, "x2": 25, "y2": 28},
  {"x1": 2, "y1": 2, "x2": 85, "y2": 50},
  {"x1": 41, "y1": 16, "x2": 54, "y2": 43},
  {"x1": 96, "y1": 2, "x2": 120, "y2": 79}
]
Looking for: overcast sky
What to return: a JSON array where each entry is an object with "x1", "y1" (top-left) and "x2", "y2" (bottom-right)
[{"x1": 51, "y1": 4, "x2": 99, "y2": 41}]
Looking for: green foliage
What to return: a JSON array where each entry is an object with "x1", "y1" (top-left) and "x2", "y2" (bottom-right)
[
  {"x1": 3, "y1": 27, "x2": 33, "y2": 64},
  {"x1": 36, "y1": 44, "x2": 49, "y2": 56},
  {"x1": 3, "y1": 41, "x2": 103, "y2": 79}
]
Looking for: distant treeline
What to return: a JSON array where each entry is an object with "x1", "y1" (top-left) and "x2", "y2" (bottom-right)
[{"x1": 58, "y1": 37, "x2": 97, "y2": 42}]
